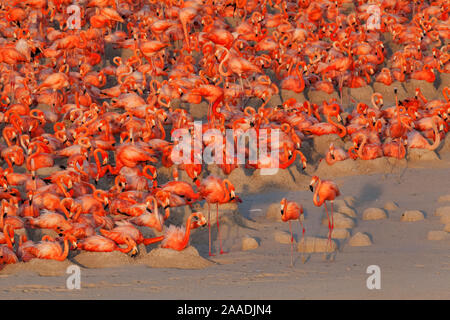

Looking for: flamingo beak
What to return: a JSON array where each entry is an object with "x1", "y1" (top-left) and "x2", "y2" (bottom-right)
[{"x1": 309, "y1": 185, "x2": 314, "y2": 192}]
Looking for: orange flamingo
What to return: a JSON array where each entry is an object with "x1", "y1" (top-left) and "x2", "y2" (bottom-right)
[
  {"x1": 309, "y1": 176, "x2": 340, "y2": 256},
  {"x1": 27, "y1": 235, "x2": 76, "y2": 261},
  {"x1": 325, "y1": 143, "x2": 349, "y2": 165},
  {"x1": 199, "y1": 175, "x2": 241, "y2": 256},
  {"x1": 76, "y1": 235, "x2": 136, "y2": 255},
  {"x1": 144, "y1": 212, "x2": 207, "y2": 251},
  {"x1": 280, "y1": 198, "x2": 305, "y2": 265}
]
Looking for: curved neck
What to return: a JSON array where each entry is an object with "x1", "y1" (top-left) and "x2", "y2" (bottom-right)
[
  {"x1": 326, "y1": 149, "x2": 337, "y2": 164},
  {"x1": 357, "y1": 136, "x2": 368, "y2": 158},
  {"x1": 218, "y1": 48, "x2": 231, "y2": 77},
  {"x1": 117, "y1": 238, "x2": 134, "y2": 253},
  {"x1": 181, "y1": 214, "x2": 195, "y2": 248},
  {"x1": 313, "y1": 179, "x2": 323, "y2": 207},
  {"x1": 60, "y1": 200, "x2": 72, "y2": 219},
  {"x1": 376, "y1": 47, "x2": 384, "y2": 64},
  {"x1": 157, "y1": 119, "x2": 166, "y2": 140},
  {"x1": 222, "y1": 179, "x2": 231, "y2": 202},
  {"x1": 58, "y1": 238, "x2": 70, "y2": 261},
  {"x1": 94, "y1": 150, "x2": 103, "y2": 173},
  {"x1": 151, "y1": 197, "x2": 163, "y2": 230},
  {"x1": 4, "y1": 225, "x2": 13, "y2": 249},
  {"x1": 27, "y1": 144, "x2": 43, "y2": 168},
  {"x1": 280, "y1": 148, "x2": 296, "y2": 169},
  {"x1": 326, "y1": 114, "x2": 346, "y2": 137},
  {"x1": 427, "y1": 121, "x2": 441, "y2": 150},
  {"x1": 296, "y1": 64, "x2": 305, "y2": 92}
]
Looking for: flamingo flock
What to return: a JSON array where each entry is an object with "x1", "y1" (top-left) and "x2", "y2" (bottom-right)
[{"x1": 0, "y1": 0, "x2": 449, "y2": 268}]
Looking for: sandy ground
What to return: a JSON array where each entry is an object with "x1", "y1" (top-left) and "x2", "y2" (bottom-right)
[{"x1": 1, "y1": 154, "x2": 449, "y2": 299}]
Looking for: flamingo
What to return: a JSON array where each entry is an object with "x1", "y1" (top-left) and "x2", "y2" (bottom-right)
[
  {"x1": 129, "y1": 196, "x2": 164, "y2": 232},
  {"x1": 325, "y1": 143, "x2": 349, "y2": 165},
  {"x1": 410, "y1": 64, "x2": 436, "y2": 83},
  {"x1": 109, "y1": 144, "x2": 158, "y2": 174},
  {"x1": 25, "y1": 210, "x2": 73, "y2": 233},
  {"x1": 26, "y1": 141, "x2": 55, "y2": 182},
  {"x1": 217, "y1": 46, "x2": 263, "y2": 89},
  {"x1": 27, "y1": 235, "x2": 76, "y2": 261},
  {"x1": 36, "y1": 72, "x2": 70, "y2": 92},
  {"x1": 77, "y1": 235, "x2": 136, "y2": 255},
  {"x1": 198, "y1": 175, "x2": 241, "y2": 256},
  {"x1": 280, "y1": 198, "x2": 305, "y2": 266},
  {"x1": 179, "y1": 6, "x2": 198, "y2": 50},
  {"x1": 158, "y1": 180, "x2": 200, "y2": 205},
  {"x1": 0, "y1": 245, "x2": 18, "y2": 265},
  {"x1": 309, "y1": 176, "x2": 340, "y2": 257},
  {"x1": 144, "y1": 212, "x2": 207, "y2": 251}
]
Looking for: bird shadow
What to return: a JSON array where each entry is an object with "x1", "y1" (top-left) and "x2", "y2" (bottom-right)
[{"x1": 354, "y1": 183, "x2": 382, "y2": 208}]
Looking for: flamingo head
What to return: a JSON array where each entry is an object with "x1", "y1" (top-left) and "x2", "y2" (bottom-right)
[
  {"x1": 309, "y1": 175, "x2": 319, "y2": 192},
  {"x1": 66, "y1": 235, "x2": 77, "y2": 250},
  {"x1": 130, "y1": 246, "x2": 138, "y2": 258},
  {"x1": 192, "y1": 212, "x2": 207, "y2": 228},
  {"x1": 280, "y1": 198, "x2": 287, "y2": 216}
]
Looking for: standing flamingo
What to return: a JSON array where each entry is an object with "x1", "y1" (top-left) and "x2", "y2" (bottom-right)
[
  {"x1": 280, "y1": 198, "x2": 305, "y2": 266},
  {"x1": 309, "y1": 176, "x2": 340, "y2": 257},
  {"x1": 198, "y1": 175, "x2": 241, "y2": 256}
]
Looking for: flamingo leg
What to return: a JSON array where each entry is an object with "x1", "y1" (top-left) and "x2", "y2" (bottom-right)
[
  {"x1": 324, "y1": 202, "x2": 331, "y2": 259},
  {"x1": 208, "y1": 202, "x2": 214, "y2": 256},
  {"x1": 289, "y1": 220, "x2": 294, "y2": 267},
  {"x1": 330, "y1": 201, "x2": 334, "y2": 242},
  {"x1": 298, "y1": 218, "x2": 305, "y2": 264},
  {"x1": 330, "y1": 200, "x2": 335, "y2": 261},
  {"x1": 217, "y1": 203, "x2": 227, "y2": 254}
]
